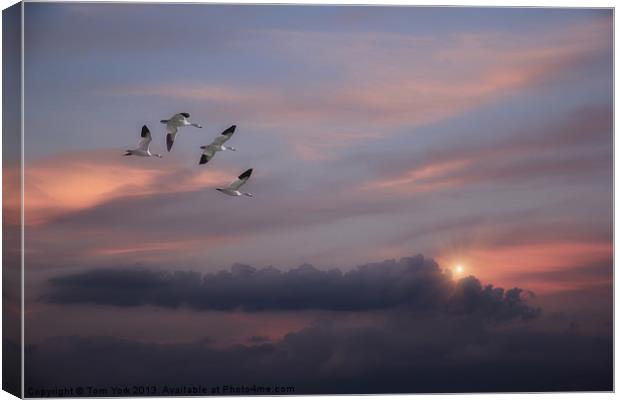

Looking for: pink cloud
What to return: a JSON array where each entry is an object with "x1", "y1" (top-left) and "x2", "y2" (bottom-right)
[
  {"x1": 437, "y1": 240, "x2": 612, "y2": 294},
  {"x1": 24, "y1": 150, "x2": 229, "y2": 225}
]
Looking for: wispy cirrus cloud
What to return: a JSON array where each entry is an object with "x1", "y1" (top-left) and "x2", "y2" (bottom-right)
[
  {"x1": 22, "y1": 101, "x2": 612, "y2": 281},
  {"x1": 355, "y1": 104, "x2": 612, "y2": 194},
  {"x1": 101, "y1": 17, "x2": 611, "y2": 160},
  {"x1": 24, "y1": 150, "x2": 230, "y2": 225}
]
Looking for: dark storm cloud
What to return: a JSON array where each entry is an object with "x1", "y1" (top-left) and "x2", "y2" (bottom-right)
[
  {"x1": 249, "y1": 335, "x2": 270, "y2": 343},
  {"x1": 43, "y1": 255, "x2": 540, "y2": 321},
  {"x1": 25, "y1": 315, "x2": 612, "y2": 393}
]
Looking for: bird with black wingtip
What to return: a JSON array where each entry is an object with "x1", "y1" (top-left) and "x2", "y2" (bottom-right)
[
  {"x1": 160, "y1": 112, "x2": 203, "y2": 152},
  {"x1": 199, "y1": 125, "x2": 237, "y2": 165},
  {"x1": 124, "y1": 125, "x2": 163, "y2": 158},
  {"x1": 216, "y1": 168, "x2": 254, "y2": 198}
]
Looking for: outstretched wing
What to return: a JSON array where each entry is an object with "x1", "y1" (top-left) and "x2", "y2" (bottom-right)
[
  {"x1": 199, "y1": 145, "x2": 217, "y2": 165},
  {"x1": 137, "y1": 125, "x2": 152, "y2": 151},
  {"x1": 212, "y1": 125, "x2": 236, "y2": 147},
  {"x1": 228, "y1": 168, "x2": 253, "y2": 190},
  {"x1": 165, "y1": 124, "x2": 178, "y2": 152},
  {"x1": 166, "y1": 132, "x2": 177, "y2": 152}
]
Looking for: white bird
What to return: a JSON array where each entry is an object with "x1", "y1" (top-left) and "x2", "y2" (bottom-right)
[
  {"x1": 216, "y1": 168, "x2": 254, "y2": 197},
  {"x1": 199, "y1": 125, "x2": 237, "y2": 165},
  {"x1": 124, "y1": 125, "x2": 162, "y2": 158},
  {"x1": 160, "y1": 112, "x2": 203, "y2": 152}
]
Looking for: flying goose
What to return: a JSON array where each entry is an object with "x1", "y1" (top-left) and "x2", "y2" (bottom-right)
[
  {"x1": 160, "y1": 112, "x2": 203, "y2": 152},
  {"x1": 124, "y1": 125, "x2": 162, "y2": 158},
  {"x1": 216, "y1": 168, "x2": 254, "y2": 197},
  {"x1": 199, "y1": 125, "x2": 237, "y2": 165}
]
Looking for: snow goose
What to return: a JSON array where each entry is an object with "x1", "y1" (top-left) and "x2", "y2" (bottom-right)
[
  {"x1": 124, "y1": 125, "x2": 162, "y2": 158},
  {"x1": 160, "y1": 112, "x2": 203, "y2": 152},
  {"x1": 216, "y1": 168, "x2": 254, "y2": 197},
  {"x1": 199, "y1": 125, "x2": 237, "y2": 165}
]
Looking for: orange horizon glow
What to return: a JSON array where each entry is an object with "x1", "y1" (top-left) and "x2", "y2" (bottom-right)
[{"x1": 437, "y1": 240, "x2": 612, "y2": 293}]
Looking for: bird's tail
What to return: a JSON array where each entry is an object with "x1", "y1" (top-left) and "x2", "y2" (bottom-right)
[
  {"x1": 160, "y1": 119, "x2": 169, "y2": 124},
  {"x1": 200, "y1": 145, "x2": 207, "y2": 149},
  {"x1": 124, "y1": 151, "x2": 132, "y2": 156}
]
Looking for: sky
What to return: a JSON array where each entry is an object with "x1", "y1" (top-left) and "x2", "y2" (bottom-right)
[{"x1": 12, "y1": 2, "x2": 613, "y2": 394}]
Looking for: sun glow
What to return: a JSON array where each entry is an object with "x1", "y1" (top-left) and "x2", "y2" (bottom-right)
[{"x1": 454, "y1": 264, "x2": 464, "y2": 275}]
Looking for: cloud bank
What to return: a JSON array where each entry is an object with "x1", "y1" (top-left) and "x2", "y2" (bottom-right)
[
  {"x1": 26, "y1": 314, "x2": 611, "y2": 393},
  {"x1": 43, "y1": 255, "x2": 540, "y2": 322},
  {"x1": 33, "y1": 256, "x2": 610, "y2": 393}
]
